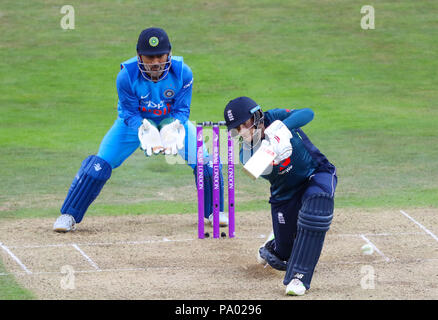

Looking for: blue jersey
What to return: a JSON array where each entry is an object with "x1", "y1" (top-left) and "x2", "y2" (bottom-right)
[
  {"x1": 240, "y1": 108, "x2": 335, "y2": 202},
  {"x1": 116, "y1": 56, "x2": 193, "y2": 130}
]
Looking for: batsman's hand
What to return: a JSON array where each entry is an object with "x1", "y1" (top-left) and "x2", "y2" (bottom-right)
[
  {"x1": 264, "y1": 120, "x2": 293, "y2": 165},
  {"x1": 138, "y1": 119, "x2": 164, "y2": 157},
  {"x1": 159, "y1": 119, "x2": 185, "y2": 155}
]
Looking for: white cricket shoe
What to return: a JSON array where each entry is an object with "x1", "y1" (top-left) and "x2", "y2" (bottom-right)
[
  {"x1": 257, "y1": 231, "x2": 275, "y2": 265},
  {"x1": 285, "y1": 278, "x2": 306, "y2": 296},
  {"x1": 208, "y1": 212, "x2": 228, "y2": 227},
  {"x1": 53, "y1": 214, "x2": 76, "y2": 233}
]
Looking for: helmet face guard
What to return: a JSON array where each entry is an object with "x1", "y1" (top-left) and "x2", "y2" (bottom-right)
[
  {"x1": 136, "y1": 27, "x2": 172, "y2": 82},
  {"x1": 229, "y1": 106, "x2": 264, "y2": 137},
  {"x1": 137, "y1": 54, "x2": 172, "y2": 82},
  {"x1": 231, "y1": 107, "x2": 265, "y2": 151},
  {"x1": 224, "y1": 97, "x2": 265, "y2": 148},
  {"x1": 251, "y1": 106, "x2": 265, "y2": 130}
]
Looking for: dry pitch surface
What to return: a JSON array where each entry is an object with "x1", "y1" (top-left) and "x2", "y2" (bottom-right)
[{"x1": 1, "y1": 208, "x2": 437, "y2": 300}]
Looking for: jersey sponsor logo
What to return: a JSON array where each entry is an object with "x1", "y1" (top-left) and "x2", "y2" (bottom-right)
[
  {"x1": 138, "y1": 99, "x2": 171, "y2": 116},
  {"x1": 277, "y1": 157, "x2": 293, "y2": 175}
]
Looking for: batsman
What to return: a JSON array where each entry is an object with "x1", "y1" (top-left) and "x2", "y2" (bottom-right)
[
  {"x1": 223, "y1": 96, "x2": 337, "y2": 296},
  {"x1": 53, "y1": 27, "x2": 228, "y2": 232}
]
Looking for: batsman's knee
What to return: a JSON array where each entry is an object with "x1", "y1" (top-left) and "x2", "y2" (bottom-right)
[{"x1": 298, "y1": 193, "x2": 334, "y2": 232}]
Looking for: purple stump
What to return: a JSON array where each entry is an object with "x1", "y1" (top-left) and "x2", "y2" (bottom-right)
[
  {"x1": 196, "y1": 125, "x2": 204, "y2": 239},
  {"x1": 228, "y1": 130, "x2": 235, "y2": 238},
  {"x1": 212, "y1": 124, "x2": 220, "y2": 238}
]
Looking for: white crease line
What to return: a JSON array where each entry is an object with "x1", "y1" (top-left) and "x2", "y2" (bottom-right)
[
  {"x1": 0, "y1": 266, "x2": 187, "y2": 277},
  {"x1": 8, "y1": 238, "x2": 195, "y2": 249},
  {"x1": 72, "y1": 244, "x2": 101, "y2": 271},
  {"x1": 400, "y1": 210, "x2": 438, "y2": 243},
  {"x1": 1, "y1": 258, "x2": 437, "y2": 277},
  {"x1": 0, "y1": 242, "x2": 32, "y2": 274},
  {"x1": 334, "y1": 232, "x2": 423, "y2": 237},
  {"x1": 4, "y1": 233, "x2": 424, "y2": 250},
  {"x1": 360, "y1": 234, "x2": 390, "y2": 262},
  {"x1": 320, "y1": 257, "x2": 438, "y2": 266},
  {"x1": 0, "y1": 267, "x2": 147, "y2": 277}
]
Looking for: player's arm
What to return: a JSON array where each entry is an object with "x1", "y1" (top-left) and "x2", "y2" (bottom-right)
[
  {"x1": 116, "y1": 68, "x2": 143, "y2": 130},
  {"x1": 269, "y1": 108, "x2": 314, "y2": 131},
  {"x1": 158, "y1": 66, "x2": 193, "y2": 155},
  {"x1": 251, "y1": 109, "x2": 313, "y2": 175},
  {"x1": 117, "y1": 68, "x2": 164, "y2": 155},
  {"x1": 170, "y1": 65, "x2": 193, "y2": 123}
]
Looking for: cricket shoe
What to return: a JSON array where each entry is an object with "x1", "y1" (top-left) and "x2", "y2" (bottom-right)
[
  {"x1": 256, "y1": 232, "x2": 275, "y2": 265},
  {"x1": 208, "y1": 212, "x2": 228, "y2": 227},
  {"x1": 53, "y1": 214, "x2": 76, "y2": 233},
  {"x1": 257, "y1": 233, "x2": 287, "y2": 271},
  {"x1": 285, "y1": 278, "x2": 306, "y2": 296}
]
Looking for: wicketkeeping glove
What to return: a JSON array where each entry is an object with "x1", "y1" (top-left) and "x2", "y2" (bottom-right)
[
  {"x1": 159, "y1": 119, "x2": 185, "y2": 155},
  {"x1": 264, "y1": 120, "x2": 293, "y2": 165},
  {"x1": 138, "y1": 119, "x2": 164, "y2": 157}
]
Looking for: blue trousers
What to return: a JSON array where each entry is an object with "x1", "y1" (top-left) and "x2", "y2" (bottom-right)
[{"x1": 270, "y1": 167, "x2": 337, "y2": 261}]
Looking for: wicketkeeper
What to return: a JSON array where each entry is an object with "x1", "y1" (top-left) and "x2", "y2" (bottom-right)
[
  {"x1": 53, "y1": 27, "x2": 228, "y2": 232},
  {"x1": 223, "y1": 96, "x2": 337, "y2": 296}
]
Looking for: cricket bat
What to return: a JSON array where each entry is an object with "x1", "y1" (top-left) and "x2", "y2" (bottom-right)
[{"x1": 243, "y1": 140, "x2": 277, "y2": 179}]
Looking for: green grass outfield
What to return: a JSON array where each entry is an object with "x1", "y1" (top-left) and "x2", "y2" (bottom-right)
[{"x1": 0, "y1": 0, "x2": 437, "y2": 298}]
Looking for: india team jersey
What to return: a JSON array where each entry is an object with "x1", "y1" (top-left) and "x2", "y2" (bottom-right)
[
  {"x1": 240, "y1": 109, "x2": 335, "y2": 202},
  {"x1": 116, "y1": 56, "x2": 193, "y2": 130}
]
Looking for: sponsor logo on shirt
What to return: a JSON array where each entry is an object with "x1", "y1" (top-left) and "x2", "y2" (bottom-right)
[
  {"x1": 277, "y1": 157, "x2": 293, "y2": 175},
  {"x1": 138, "y1": 100, "x2": 172, "y2": 116}
]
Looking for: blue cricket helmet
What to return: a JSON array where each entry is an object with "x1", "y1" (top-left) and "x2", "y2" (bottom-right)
[
  {"x1": 136, "y1": 27, "x2": 172, "y2": 82},
  {"x1": 224, "y1": 96, "x2": 264, "y2": 131},
  {"x1": 136, "y1": 27, "x2": 172, "y2": 56}
]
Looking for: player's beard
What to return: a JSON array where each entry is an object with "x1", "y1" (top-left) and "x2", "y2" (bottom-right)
[
  {"x1": 137, "y1": 55, "x2": 172, "y2": 82},
  {"x1": 144, "y1": 62, "x2": 166, "y2": 81}
]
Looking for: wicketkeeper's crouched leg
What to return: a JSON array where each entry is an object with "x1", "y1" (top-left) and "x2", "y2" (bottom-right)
[{"x1": 60, "y1": 155, "x2": 112, "y2": 223}]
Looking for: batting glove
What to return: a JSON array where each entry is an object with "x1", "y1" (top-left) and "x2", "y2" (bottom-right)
[
  {"x1": 264, "y1": 120, "x2": 293, "y2": 165},
  {"x1": 159, "y1": 119, "x2": 185, "y2": 155},
  {"x1": 138, "y1": 119, "x2": 164, "y2": 157}
]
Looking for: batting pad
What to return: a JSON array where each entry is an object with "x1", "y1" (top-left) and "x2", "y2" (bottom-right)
[
  {"x1": 283, "y1": 193, "x2": 334, "y2": 289},
  {"x1": 61, "y1": 155, "x2": 112, "y2": 223}
]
